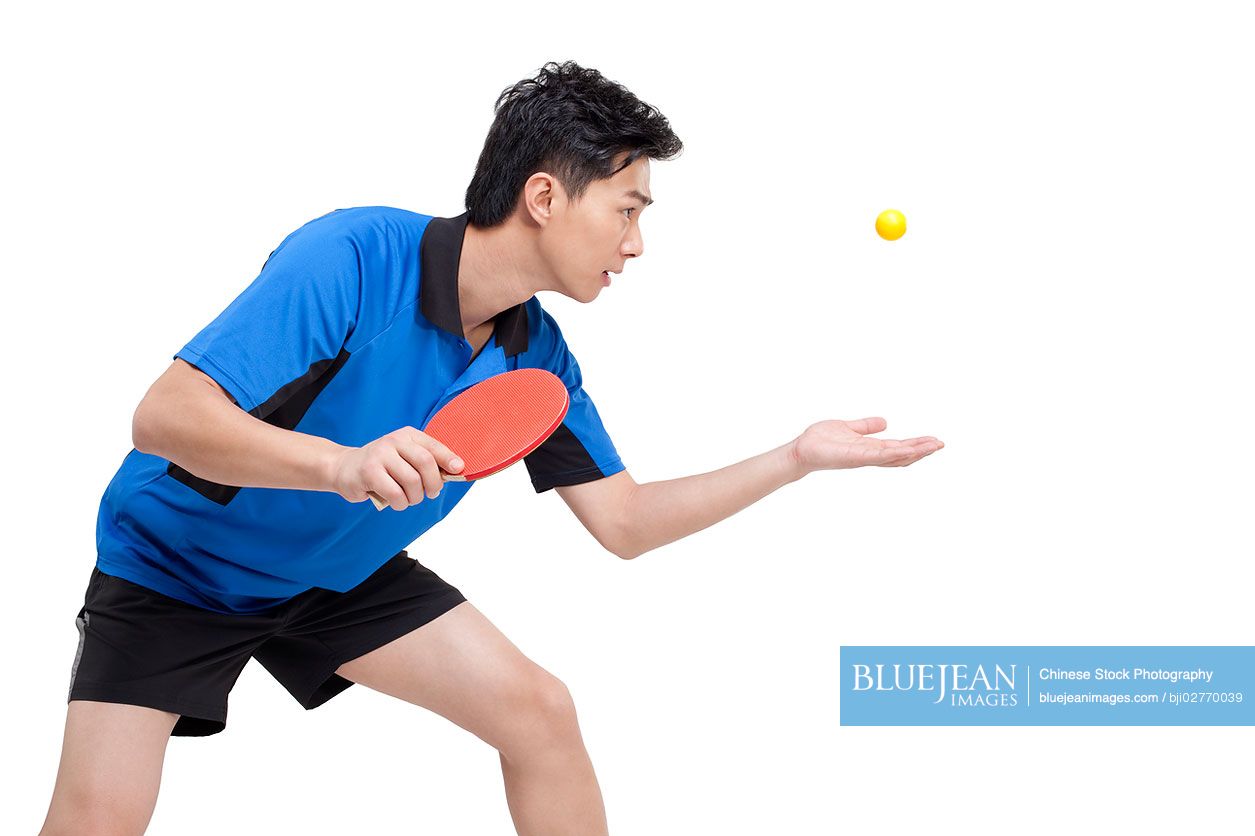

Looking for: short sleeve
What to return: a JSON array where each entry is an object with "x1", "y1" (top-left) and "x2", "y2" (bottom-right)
[
  {"x1": 173, "y1": 218, "x2": 361, "y2": 415},
  {"x1": 523, "y1": 306, "x2": 625, "y2": 493}
]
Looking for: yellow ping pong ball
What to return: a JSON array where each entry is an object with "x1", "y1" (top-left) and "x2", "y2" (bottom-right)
[{"x1": 875, "y1": 209, "x2": 907, "y2": 241}]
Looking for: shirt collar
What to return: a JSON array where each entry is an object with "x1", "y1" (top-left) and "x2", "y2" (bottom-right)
[{"x1": 419, "y1": 211, "x2": 530, "y2": 358}]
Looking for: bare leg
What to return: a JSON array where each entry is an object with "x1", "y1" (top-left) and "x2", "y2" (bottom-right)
[
  {"x1": 498, "y1": 734, "x2": 609, "y2": 836},
  {"x1": 335, "y1": 601, "x2": 610, "y2": 836},
  {"x1": 40, "y1": 700, "x2": 180, "y2": 836}
]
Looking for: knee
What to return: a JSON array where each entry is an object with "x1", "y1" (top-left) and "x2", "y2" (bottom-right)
[
  {"x1": 503, "y1": 671, "x2": 581, "y2": 754},
  {"x1": 529, "y1": 672, "x2": 580, "y2": 731},
  {"x1": 41, "y1": 813, "x2": 148, "y2": 836},
  {"x1": 41, "y1": 791, "x2": 155, "y2": 836}
]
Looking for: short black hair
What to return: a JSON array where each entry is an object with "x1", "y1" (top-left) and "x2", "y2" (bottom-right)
[{"x1": 464, "y1": 60, "x2": 683, "y2": 227}]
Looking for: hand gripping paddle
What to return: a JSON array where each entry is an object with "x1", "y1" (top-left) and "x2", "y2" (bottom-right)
[{"x1": 367, "y1": 368, "x2": 569, "y2": 510}]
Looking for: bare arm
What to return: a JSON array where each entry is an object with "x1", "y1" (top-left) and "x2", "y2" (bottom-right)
[
  {"x1": 132, "y1": 358, "x2": 345, "y2": 491},
  {"x1": 132, "y1": 358, "x2": 464, "y2": 509},
  {"x1": 555, "y1": 444, "x2": 801, "y2": 560},
  {"x1": 555, "y1": 417, "x2": 944, "y2": 560}
]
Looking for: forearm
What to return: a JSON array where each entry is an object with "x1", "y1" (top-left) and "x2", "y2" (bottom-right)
[
  {"x1": 620, "y1": 442, "x2": 805, "y2": 559},
  {"x1": 134, "y1": 383, "x2": 344, "y2": 492}
]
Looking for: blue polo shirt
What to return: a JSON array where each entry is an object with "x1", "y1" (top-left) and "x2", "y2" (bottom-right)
[{"x1": 95, "y1": 208, "x2": 625, "y2": 614}]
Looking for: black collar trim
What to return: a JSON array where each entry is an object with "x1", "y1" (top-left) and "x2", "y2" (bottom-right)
[{"x1": 419, "y1": 212, "x2": 529, "y2": 358}]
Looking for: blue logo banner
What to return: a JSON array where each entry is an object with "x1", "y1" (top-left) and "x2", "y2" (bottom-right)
[{"x1": 840, "y1": 646, "x2": 1255, "y2": 726}]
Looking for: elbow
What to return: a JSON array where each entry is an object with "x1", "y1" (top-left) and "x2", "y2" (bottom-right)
[
  {"x1": 606, "y1": 522, "x2": 644, "y2": 561},
  {"x1": 131, "y1": 400, "x2": 165, "y2": 454},
  {"x1": 596, "y1": 530, "x2": 638, "y2": 561},
  {"x1": 613, "y1": 543, "x2": 641, "y2": 561},
  {"x1": 609, "y1": 482, "x2": 645, "y2": 560},
  {"x1": 588, "y1": 519, "x2": 640, "y2": 561},
  {"x1": 131, "y1": 402, "x2": 154, "y2": 453}
]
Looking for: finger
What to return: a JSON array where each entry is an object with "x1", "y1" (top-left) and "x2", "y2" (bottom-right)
[
  {"x1": 370, "y1": 464, "x2": 410, "y2": 511},
  {"x1": 407, "y1": 429, "x2": 464, "y2": 475},
  {"x1": 415, "y1": 434, "x2": 465, "y2": 475},
  {"x1": 878, "y1": 441, "x2": 918, "y2": 461},
  {"x1": 384, "y1": 451, "x2": 428, "y2": 506},
  {"x1": 886, "y1": 437, "x2": 943, "y2": 452},
  {"x1": 880, "y1": 440, "x2": 929, "y2": 461},
  {"x1": 882, "y1": 442, "x2": 943, "y2": 467},
  {"x1": 845, "y1": 417, "x2": 887, "y2": 436},
  {"x1": 397, "y1": 444, "x2": 444, "y2": 500}
]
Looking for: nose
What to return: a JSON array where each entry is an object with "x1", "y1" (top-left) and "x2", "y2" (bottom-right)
[{"x1": 622, "y1": 230, "x2": 644, "y2": 261}]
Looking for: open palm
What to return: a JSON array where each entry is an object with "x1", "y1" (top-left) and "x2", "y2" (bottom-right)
[{"x1": 792, "y1": 417, "x2": 943, "y2": 472}]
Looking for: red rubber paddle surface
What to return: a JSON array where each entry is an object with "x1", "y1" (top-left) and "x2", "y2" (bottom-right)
[{"x1": 422, "y1": 368, "x2": 570, "y2": 480}]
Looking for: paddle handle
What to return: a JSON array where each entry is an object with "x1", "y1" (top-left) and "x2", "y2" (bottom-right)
[{"x1": 367, "y1": 472, "x2": 467, "y2": 510}]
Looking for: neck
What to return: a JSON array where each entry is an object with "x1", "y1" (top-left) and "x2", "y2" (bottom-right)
[{"x1": 457, "y1": 216, "x2": 549, "y2": 335}]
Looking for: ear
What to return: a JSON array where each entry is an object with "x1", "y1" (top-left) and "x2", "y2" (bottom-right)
[{"x1": 522, "y1": 171, "x2": 560, "y2": 227}]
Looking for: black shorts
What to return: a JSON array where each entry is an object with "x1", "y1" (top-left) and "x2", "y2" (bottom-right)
[{"x1": 66, "y1": 550, "x2": 467, "y2": 737}]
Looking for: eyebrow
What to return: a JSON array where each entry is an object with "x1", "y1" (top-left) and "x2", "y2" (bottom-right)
[{"x1": 623, "y1": 189, "x2": 654, "y2": 206}]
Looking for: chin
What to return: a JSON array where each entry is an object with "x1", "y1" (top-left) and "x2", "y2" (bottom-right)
[
  {"x1": 570, "y1": 283, "x2": 602, "y2": 303},
  {"x1": 555, "y1": 275, "x2": 604, "y2": 303}
]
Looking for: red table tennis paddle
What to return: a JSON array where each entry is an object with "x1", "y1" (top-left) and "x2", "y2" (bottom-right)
[{"x1": 368, "y1": 368, "x2": 569, "y2": 510}]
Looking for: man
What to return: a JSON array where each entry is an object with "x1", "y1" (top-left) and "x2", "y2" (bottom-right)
[{"x1": 41, "y1": 60, "x2": 943, "y2": 836}]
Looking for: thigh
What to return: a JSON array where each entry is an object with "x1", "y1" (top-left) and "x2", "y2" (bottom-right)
[
  {"x1": 334, "y1": 600, "x2": 571, "y2": 754},
  {"x1": 42, "y1": 700, "x2": 179, "y2": 834},
  {"x1": 70, "y1": 566, "x2": 278, "y2": 737},
  {"x1": 251, "y1": 551, "x2": 468, "y2": 711}
]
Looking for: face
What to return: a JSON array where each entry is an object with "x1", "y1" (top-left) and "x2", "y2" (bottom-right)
[{"x1": 529, "y1": 152, "x2": 651, "y2": 303}]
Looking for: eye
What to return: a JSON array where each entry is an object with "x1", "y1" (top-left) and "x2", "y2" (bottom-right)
[{"x1": 622, "y1": 207, "x2": 635, "y2": 218}]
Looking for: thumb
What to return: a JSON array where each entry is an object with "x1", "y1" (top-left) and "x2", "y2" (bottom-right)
[
  {"x1": 845, "y1": 416, "x2": 887, "y2": 435},
  {"x1": 419, "y1": 435, "x2": 465, "y2": 473}
]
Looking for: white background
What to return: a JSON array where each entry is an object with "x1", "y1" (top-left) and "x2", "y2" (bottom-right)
[{"x1": 4, "y1": 1, "x2": 1253, "y2": 833}]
